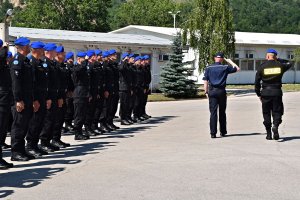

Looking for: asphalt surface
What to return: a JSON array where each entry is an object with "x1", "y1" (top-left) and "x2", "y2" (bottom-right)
[{"x1": 1, "y1": 92, "x2": 300, "y2": 200}]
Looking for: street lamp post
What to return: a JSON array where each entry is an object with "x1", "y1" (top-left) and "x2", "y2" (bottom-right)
[
  {"x1": 0, "y1": 9, "x2": 14, "y2": 42},
  {"x1": 168, "y1": 11, "x2": 181, "y2": 29}
]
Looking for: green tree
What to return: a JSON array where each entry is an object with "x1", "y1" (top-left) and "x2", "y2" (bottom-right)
[
  {"x1": 12, "y1": 0, "x2": 112, "y2": 32},
  {"x1": 0, "y1": 0, "x2": 14, "y2": 22},
  {"x1": 183, "y1": 0, "x2": 235, "y2": 72},
  {"x1": 160, "y1": 33, "x2": 198, "y2": 98}
]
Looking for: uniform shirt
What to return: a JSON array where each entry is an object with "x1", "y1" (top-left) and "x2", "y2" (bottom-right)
[
  {"x1": 31, "y1": 56, "x2": 48, "y2": 101},
  {"x1": 72, "y1": 60, "x2": 91, "y2": 99},
  {"x1": 66, "y1": 62, "x2": 75, "y2": 92},
  {"x1": 134, "y1": 65, "x2": 146, "y2": 90},
  {"x1": 56, "y1": 61, "x2": 69, "y2": 99},
  {"x1": 45, "y1": 57, "x2": 59, "y2": 101},
  {"x1": 119, "y1": 60, "x2": 133, "y2": 91},
  {"x1": 144, "y1": 64, "x2": 152, "y2": 89},
  {"x1": 203, "y1": 62, "x2": 237, "y2": 88},
  {"x1": 0, "y1": 47, "x2": 12, "y2": 107},
  {"x1": 102, "y1": 61, "x2": 114, "y2": 93},
  {"x1": 255, "y1": 59, "x2": 292, "y2": 97},
  {"x1": 94, "y1": 61, "x2": 105, "y2": 96}
]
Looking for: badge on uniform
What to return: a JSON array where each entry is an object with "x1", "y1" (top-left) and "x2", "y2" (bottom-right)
[
  {"x1": 13, "y1": 60, "x2": 19, "y2": 65},
  {"x1": 15, "y1": 70, "x2": 19, "y2": 76},
  {"x1": 43, "y1": 63, "x2": 48, "y2": 68}
]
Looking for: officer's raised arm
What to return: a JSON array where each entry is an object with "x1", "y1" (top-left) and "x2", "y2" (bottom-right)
[{"x1": 224, "y1": 57, "x2": 241, "y2": 71}]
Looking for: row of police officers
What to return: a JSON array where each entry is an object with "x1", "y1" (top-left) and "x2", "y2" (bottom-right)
[{"x1": 0, "y1": 37, "x2": 152, "y2": 170}]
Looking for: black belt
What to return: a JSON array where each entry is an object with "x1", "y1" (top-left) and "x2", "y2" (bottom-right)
[
  {"x1": 210, "y1": 85, "x2": 225, "y2": 89},
  {"x1": 262, "y1": 86, "x2": 281, "y2": 89}
]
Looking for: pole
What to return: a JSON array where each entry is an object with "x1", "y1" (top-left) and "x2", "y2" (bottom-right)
[{"x1": 173, "y1": 14, "x2": 176, "y2": 29}]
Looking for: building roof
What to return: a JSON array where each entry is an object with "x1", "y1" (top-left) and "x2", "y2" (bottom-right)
[
  {"x1": 110, "y1": 25, "x2": 300, "y2": 46},
  {"x1": 9, "y1": 27, "x2": 172, "y2": 47}
]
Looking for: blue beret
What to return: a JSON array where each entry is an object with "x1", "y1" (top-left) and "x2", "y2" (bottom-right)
[
  {"x1": 31, "y1": 41, "x2": 45, "y2": 49},
  {"x1": 215, "y1": 52, "x2": 224, "y2": 58},
  {"x1": 129, "y1": 54, "x2": 135, "y2": 58},
  {"x1": 0, "y1": 39, "x2": 3, "y2": 47},
  {"x1": 66, "y1": 52, "x2": 74, "y2": 60},
  {"x1": 86, "y1": 50, "x2": 95, "y2": 57},
  {"x1": 77, "y1": 52, "x2": 87, "y2": 58},
  {"x1": 95, "y1": 49, "x2": 102, "y2": 55},
  {"x1": 15, "y1": 37, "x2": 30, "y2": 46},
  {"x1": 44, "y1": 43, "x2": 57, "y2": 51},
  {"x1": 143, "y1": 55, "x2": 150, "y2": 60},
  {"x1": 121, "y1": 52, "x2": 129, "y2": 59},
  {"x1": 109, "y1": 49, "x2": 117, "y2": 55},
  {"x1": 134, "y1": 56, "x2": 141, "y2": 62},
  {"x1": 56, "y1": 46, "x2": 64, "y2": 53},
  {"x1": 7, "y1": 51, "x2": 12, "y2": 58},
  {"x1": 102, "y1": 51, "x2": 110, "y2": 58},
  {"x1": 267, "y1": 48, "x2": 277, "y2": 55}
]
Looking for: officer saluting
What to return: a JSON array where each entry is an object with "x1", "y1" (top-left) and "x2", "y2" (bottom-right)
[
  {"x1": 203, "y1": 52, "x2": 240, "y2": 138},
  {"x1": 10, "y1": 37, "x2": 34, "y2": 161},
  {"x1": 255, "y1": 49, "x2": 292, "y2": 140}
]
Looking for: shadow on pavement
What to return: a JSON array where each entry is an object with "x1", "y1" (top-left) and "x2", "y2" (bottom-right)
[
  {"x1": 0, "y1": 115, "x2": 178, "y2": 198},
  {"x1": 278, "y1": 136, "x2": 300, "y2": 142},
  {"x1": 225, "y1": 133, "x2": 263, "y2": 137}
]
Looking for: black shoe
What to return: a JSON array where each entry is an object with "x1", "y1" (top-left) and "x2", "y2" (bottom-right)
[
  {"x1": 85, "y1": 129, "x2": 96, "y2": 136},
  {"x1": 139, "y1": 116, "x2": 146, "y2": 121},
  {"x1": 75, "y1": 134, "x2": 89, "y2": 140},
  {"x1": 52, "y1": 140, "x2": 70, "y2": 148},
  {"x1": 110, "y1": 123, "x2": 120, "y2": 129},
  {"x1": 121, "y1": 120, "x2": 131, "y2": 125},
  {"x1": 272, "y1": 126, "x2": 280, "y2": 140},
  {"x1": 131, "y1": 118, "x2": 138, "y2": 123},
  {"x1": 39, "y1": 144, "x2": 55, "y2": 153},
  {"x1": 65, "y1": 123, "x2": 75, "y2": 133},
  {"x1": 37, "y1": 147, "x2": 49, "y2": 155},
  {"x1": 127, "y1": 119, "x2": 134, "y2": 124},
  {"x1": 1, "y1": 143, "x2": 11, "y2": 149},
  {"x1": 100, "y1": 125, "x2": 111, "y2": 133},
  {"x1": 144, "y1": 114, "x2": 152, "y2": 118},
  {"x1": 266, "y1": 130, "x2": 272, "y2": 140},
  {"x1": 93, "y1": 128, "x2": 103, "y2": 135},
  {"x1": 133, "y1": 117, "x2": 141, "y2": 123},
  {"x1": 211, "y1": 134, "x2": 217, "y2": 139},
  {"x1": 25, "y1": 148, "x2": 42, "y2": 159},
  {"x1": 11, "y1": 153, "x2": 30, "y2": 161},
  {"x1": 0, "y1": 158, "x2": 13, "y2": 169},
  {"x1": 220, "y1": 132, "x2": 227, "y2": 137},
  {"x1": 142, "y1": 114, "x2": 150, "y2": 119},
  {"x1": 107, "y1": 124, "x2": 116, "y2": 131},
  {"x1": 48, "y1": 143, "x2": 60, "y2": 151}
]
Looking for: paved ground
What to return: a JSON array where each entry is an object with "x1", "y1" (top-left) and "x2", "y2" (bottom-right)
[{"x1": 1, "y1": 92, "x2": 300, "y2": 200}]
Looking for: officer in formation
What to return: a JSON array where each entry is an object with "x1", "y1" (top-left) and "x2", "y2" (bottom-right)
[
  {"x1": 255, "y1": 49, "x2": 292, "y2": 140},
  {"x1": 0, "y1": 37, "x2": 153, "y2": 169},
  {"x1": 203, "y1": 52, "x2": 240, "y2": 138}
]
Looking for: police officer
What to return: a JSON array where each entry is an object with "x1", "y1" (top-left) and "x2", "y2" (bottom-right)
[
  {"x1": 10, "y1": 37, "x2": 34, "y2": 161},
  {"x1": 133, "y1": 56, "x2": 146, "y2": 122},
  {"x1": 72, "y1": 52, "x2": 90, "y2": 140},
  {"x1": 203, "y1": 52, "x2": 240, "y2": 138},
  {"x1": 108, "y1": 49, "x2": 120, "y2": 129},
  {"x1": 92, "y1": 49, "x2": 106, "y2": 134},
  {"x1": 255, "y1": 49, "x2": 292, "y2": 140},
  {"x1": 25, "y1": 41, "x2": 49, "y2": 158},
  {"x1": 64, "y1": 52, "x2": 75, "y2": 132},
  {"x1": 0, "y1": 39, "x2": 13, "y2": 168},
  {"x1": 119, "y1": 53, "x2": 133, "y2": 125},
  {"x1": 127, "y1": 54, "x2": 137, "y2": 123},
  {"x1": 51, "y1": 46, "x2": 71, "y2": 148},
  {"x1": 84, "y1": 50, "x2": 99, "y2": 136},
  {"x1": 141, "y1": 55, "x2": 152, "y2": 119},
  {"x1": 39, "y1": 43, "x2": 61, "y2": 152}
]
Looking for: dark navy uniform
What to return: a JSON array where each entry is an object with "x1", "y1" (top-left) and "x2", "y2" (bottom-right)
[
  {"x1": 26, "y1": 57, "x2": 48, "y2": 151},
  {"x1": 141, "y1": 63, "x2": 152, "y2": 118},
  {"x1": 64, "y1": 61, "x2": 75, "y2": 128},
  {"x1": 133, "y1": 64, "x2": 146, "y2": 120},
  {"x1": 109, "y1": 61, "x2": 120, "y2": 126},
  {"x1": 10, "y1": 53, "x2": 34, "y2": 157},
  {"x1": 203, "y1": 62, "x2": 237, "y2": 136},
  {"x1": 255, "y1": 51, "x2": 292, "y2": 140}
]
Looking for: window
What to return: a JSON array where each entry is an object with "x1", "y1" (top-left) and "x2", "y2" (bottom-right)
[
  {"x1": 287, "y1": 51, "x2": 294, "y2": 60},
  {"x1": 234, "y1": 53, "x2": 239, "y2": 59},
  {"x1": 296, "y1": 62, "x2": 300, "y2": 71},
  {"x1": 245, "y1": 50, "x2": 254, "y2": 59},
  {"x1": 159, "y1": 54, "x2": 169, "y2": 61},
  {"x1": 240, "y1": 59, "x2": 254, "y2": 71}
]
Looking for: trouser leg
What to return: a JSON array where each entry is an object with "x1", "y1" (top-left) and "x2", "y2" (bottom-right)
[
  {"x1": 0, "y1": 106, "x2": 10, "y2": 145},
  {"x1": 218, "y1": 92, "x2": 227, "y2": 134},
  {"x1": 261, "y1": 96, "x2": 272, "y2": 131},
  {"x1": 40, "y1": 101, "x2": 57, "y2": 143}
]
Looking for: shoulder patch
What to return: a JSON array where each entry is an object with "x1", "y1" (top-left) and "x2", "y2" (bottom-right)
[
  {"x1": 13, "y1": 60, "x2": 19, "y2": 65},
  {"x1": 43, "y1": 63, "x2": 48, "y2": 68},
  {"x1": 264, "y1": 67, "x2": 281, "y2": 75}
]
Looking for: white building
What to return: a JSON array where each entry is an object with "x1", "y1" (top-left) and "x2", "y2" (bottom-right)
[{"x1": 111, "y1": 25, "x2": 300, "y2": 85}]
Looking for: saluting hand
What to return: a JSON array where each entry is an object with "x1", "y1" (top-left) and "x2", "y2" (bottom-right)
[
  {"x1": 33, "y1": 100, "x2": 40, "y2": 112},
  {"x1": 58, "y1": 99, "x2": 64, "y2": 108},
  {"x1": 16, "y1": 101, "x2": 25, "y2": 113}
]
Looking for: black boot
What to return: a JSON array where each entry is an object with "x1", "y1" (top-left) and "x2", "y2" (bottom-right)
[
  {"x1": 11, "y1": 152, "x2": 30, "y2": 161},
  {"x1": 121, "y1": 119, "x2": 131, "y2": 125},
  {"x1": 266, "y1": 129, "x2": 272, "y2": 140},
  {"x1": 25, "y1": 146, "x2": 43, "y2": 159},
  {"x1": 0, "y1": 158, "x2": 14, "y2": 169},
  {"x1": 272, "y1": 126, "x2": 280, "y2": 140}
]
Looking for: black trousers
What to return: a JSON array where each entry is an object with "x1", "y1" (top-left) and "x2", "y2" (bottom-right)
[
  {"x1": 128, "y1": 92, "x2": 136, "y2": 119},
  {"x1": 11, "y1": 100, "x2": 33, "y2": 154},
  {"x1": 261, "y1": 96, "x2": 283, "y2": 130},
  {"x1": 52, "y1": 99, "x2": 67, "y2": 141},
  {"x1": 141, "y1": 92, "x2": 149, "y2": 116},
  {"x1": 208, "y1": 88, "x2": 227, "y2": 135},
  {"x1": 65, "y1": 96, "x2": 74, "y2": 125},
  {"x1": 119, "y1": 91, "x2": 130, "y2": 120},
  {"x1": 26, "y1": 100, "x2": 46, "y2": 148},
  {"x1": 85, "y1": 97, "x2": 97, "y2": 129},
  {"x1": 133, "y1": 89, "x2": 144, "y2": 118},
  {"x1": 93, "y1": 97, "x2": 104, "y2": 127},
  {"x1": 40, "y1": 100, "x2": 58, "y2": 143},
  {"x1": 100, "y1": 95, "x2": 112, "y2": 125},
  {"x1": 73, "y1": 98, "x2": 88, "y2": 134},
  {"x1": 108, "y1": 92, "x2": 119, "y2": 124},
  {"x1": 0, "y1": 105, "x2": 11, "y2": 145}
]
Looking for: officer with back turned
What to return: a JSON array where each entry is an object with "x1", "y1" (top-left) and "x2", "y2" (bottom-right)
[
  {"x1": 203, "y1": 52, "x2": 240, "y2": 139},
  {"x1": 255, "y1": 49, "x2": 292, "y2": 140}
]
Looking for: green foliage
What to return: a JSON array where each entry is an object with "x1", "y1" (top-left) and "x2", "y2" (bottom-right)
[
  {"x1": 230, "y1": 0, "x2": 300, "y2": 34},
  {"x1": 294, "y1": 48, "x2": 300, "y2": 63},
  {"x1": 160, "y1": 33, "x2": 198, "y2": 98},
  {"x1": 183, "y1": 0, "x2": 235, "y2": 72},
  {"x1": 0, "y1": 1, "x2": 14, "y2": 22},
  {"x1": 12, "y1": 0, "x2": 112, "y2": 32}
]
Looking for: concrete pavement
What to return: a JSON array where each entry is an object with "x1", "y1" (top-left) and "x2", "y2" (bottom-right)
[{"x1": 1, "y1": 92, "x2": 300, "y2": 200}]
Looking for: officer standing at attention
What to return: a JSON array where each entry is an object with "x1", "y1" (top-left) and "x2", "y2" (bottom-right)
[
  {"x1": 10, "y1": 37, "x2": 34, "y2": 161},
  {"x1": 64, "y1": 52, "x2": 75, "y2": 132},
  {"x1": 0, "y1": 39, "x2": 13, "y2": 168},
  {"x1": 203, "y1": 52, "x2": 240, "y2": 139},
  {"x1": 72, "y1": 52, "x2": 90, "y2": 140},
  {"x1": 141, "y1": 55, "x2": 152, "y2": 119},
  {"x1": 26, "y1": 41, "x2": 49, "y2": 158},
  {"x1": 255, "y1": 49, "x2": 292, "y2": 140}
]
